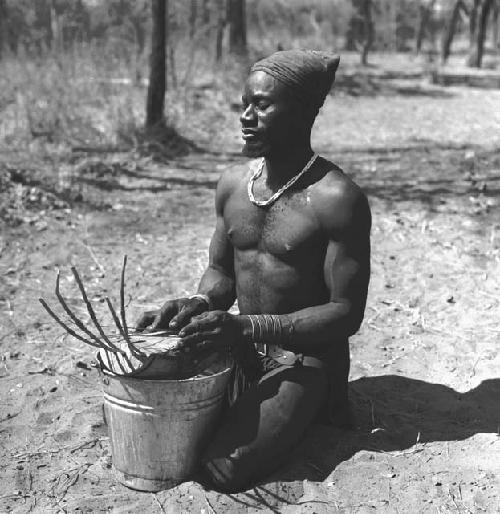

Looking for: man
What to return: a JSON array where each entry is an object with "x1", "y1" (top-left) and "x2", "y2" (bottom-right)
[{"x1": 137, "y1": 50, "x2": 371, "y2": 492}]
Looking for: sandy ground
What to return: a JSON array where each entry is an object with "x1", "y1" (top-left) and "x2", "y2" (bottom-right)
[{"x1": 1, "y1": 83, "x2": 500, "y2": 513}]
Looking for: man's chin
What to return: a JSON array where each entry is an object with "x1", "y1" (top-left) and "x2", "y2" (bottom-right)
[{"x1": 242, "y1": 141, "x2": 269, "y2": 158}]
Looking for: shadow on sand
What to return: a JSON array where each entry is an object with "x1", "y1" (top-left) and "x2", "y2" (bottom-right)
[
  {"x1": 225, "y1": 376, "x2": 500, "y2": 511},
  {"x1": 323, "y1": 142, "x2": 500, "y2": 212}
]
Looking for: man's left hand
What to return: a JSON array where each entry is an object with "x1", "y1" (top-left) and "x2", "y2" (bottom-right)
[{"x1": 178, "y1": 310, "x2": 245, "y2": 352}]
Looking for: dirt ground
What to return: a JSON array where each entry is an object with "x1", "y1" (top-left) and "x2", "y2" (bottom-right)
[{"x1": 1, "y1": 79, "x2": 500, "y2": 513}]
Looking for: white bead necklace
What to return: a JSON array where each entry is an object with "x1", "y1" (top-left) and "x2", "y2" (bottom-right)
[{"x1": 247, "y1": 153, "x2": 318, "y2": 208}]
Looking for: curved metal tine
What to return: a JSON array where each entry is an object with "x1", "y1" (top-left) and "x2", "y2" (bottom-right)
[
  {"x1": 55, "y1": 272, "x2": 128, "y2": 372},
  {"x1": 119, "y1": 255, "x2": 134, "y2": 350},
  {"x1": 96, "y1": 345, "x2": 130, "y2": 376},
  {"x1": 55, "y1": 271, "x2": 121, "y2": 354},
  {"x1": 106, "y1": 297, "x2": 142, "y2": 359},
  {"x1": 39, "y1": 299, "x2": 102, "y2": 349},
  {"x1": 96, "y1": 351, "x2": 107, "y2": 371},
  {"x1": 97, "y1": 351, "x2": 116, "y2": 374},
  {"x1": 102, "y1": 346, "x2": 122, "y2": 374},
  {"x1": 71, "y1": 266, "x2": 124, "y2": 356},
  {"x1": 41, "y1": 297, "x2": 129, "y2": 375},
  {"x1": 102, "y1": 346, "x2": 131, "y2": 375},
  {"x1": 117, "y1": 255, "x2": 144, "y2": 362},
  {"x1": 105, "y1": 297, "x2": 142, "y2": 364},
  {"x1": 111, "y1": 348, "x2": 130, "y2": 375}
]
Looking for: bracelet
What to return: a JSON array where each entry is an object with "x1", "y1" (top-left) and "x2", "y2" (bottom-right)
[
  {"x1": 246, "y1": 314, "x2": 291, "y2": 348},
  {"x1": 189, "y1": 294, "x2": 211, "y2": 309}
]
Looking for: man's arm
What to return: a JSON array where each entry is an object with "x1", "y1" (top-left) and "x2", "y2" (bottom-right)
[
  {"x1": 167, "y1": 171, "x2": 237, "y2": 329},
  {"x1": 271, "y1": 184, "x2": 371, "y2": 352},
  {"x1": 196, "y1": 183, "x2": 236, "y2": 311},
  {"x1": 136, "y1": 171, "x2": 237, "y2": 331}
]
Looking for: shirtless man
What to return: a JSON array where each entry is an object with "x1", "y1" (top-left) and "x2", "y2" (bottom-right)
[{"x1": 137, "y1": 50, "x2": 371, "y2": 492}]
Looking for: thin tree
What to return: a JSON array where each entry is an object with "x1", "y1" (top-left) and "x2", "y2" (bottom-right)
[
  {"x1": 215, "y1": 0, "x2": 226, "y2": 61},
  {"x1": 146, "y1": 0, "x2": 167, "y2": 128},
  {"x1": 469, "y1": 0, "x2": 481, "y2": 45},
  {"x1": 491, "y1": 0, "x2": 499, "y2": 49},
  {"x1": 202, "y1": 0, "x2": 211, "y2": 25},
  {"x1": 227, "y1": 0, "x2": 246, "y2": 55},
  {"x1": 345, "y1": 0, "x2": 374, "y2": 64},
  {"x1": 0, "y1": 0, "x2": 7, "y2": 60},
  {"x1": 441, "y1": 0, "x2": 468, "y2": 63},
  {"x1": 360, "y1": 0, "x2": 374, "y2": 65},
  {"x1": 33, "y1": 0, "x2": 53, "y2": 52},
  {"x1": 415, "y1": 0, "x2": 436, "y2": 54},
  {"x1": 189, "y1": 0, "x2": 197, "y2": 40},
  {"x1": 468, "y1": 0, "x2": 494, "y2": 67}
]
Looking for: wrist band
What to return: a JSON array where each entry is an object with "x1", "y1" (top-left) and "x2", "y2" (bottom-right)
[
  {"x1": 189, "y1": 294, "x2": 211, "y2": 309},
  {"x1": 246, "y1": 314, "x2": 292, "y2": 348}
]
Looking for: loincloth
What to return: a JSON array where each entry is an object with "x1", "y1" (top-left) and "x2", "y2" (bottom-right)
[{"x1": 228, "y1": 340, "x2": 350, "y2": 426}]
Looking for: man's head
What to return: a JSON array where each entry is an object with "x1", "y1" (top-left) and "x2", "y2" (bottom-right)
[{"x1": 240, "y1": 50, "x2": 340, "y2": 158}]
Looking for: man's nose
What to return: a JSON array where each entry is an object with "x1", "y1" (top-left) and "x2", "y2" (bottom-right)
[{"x1": 240, "y1": 104, "x2": 256, "y2": 126}]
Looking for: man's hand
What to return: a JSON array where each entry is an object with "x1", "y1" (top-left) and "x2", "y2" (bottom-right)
[
  {"x1": 135, "y1": 297, "x2": 209, "y2": 332},
  {"x1": 178, "y1": 310, "x2": 246, "y2": 352}
]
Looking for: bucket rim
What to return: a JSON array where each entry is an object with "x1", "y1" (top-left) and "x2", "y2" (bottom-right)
[{"x1": 100, "y1": 362, "x2": 233, "y2": 384}]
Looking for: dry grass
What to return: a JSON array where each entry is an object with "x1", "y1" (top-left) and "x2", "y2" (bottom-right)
[
  {"x1": 1, "y1": 44, "x2": 498, "y2": 159},
  {"x1": 0, "y1": 43, "x2": 248, "y2": 157}
]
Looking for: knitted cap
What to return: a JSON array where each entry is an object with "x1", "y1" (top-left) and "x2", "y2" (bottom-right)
[{"x1": 250, "y1": 50, "x2": 340, "y2": 112}]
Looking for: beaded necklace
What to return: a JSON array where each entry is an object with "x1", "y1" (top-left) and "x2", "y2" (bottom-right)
[{"x1": 247, "y1": 153, "x2": 318, "y2": 207}]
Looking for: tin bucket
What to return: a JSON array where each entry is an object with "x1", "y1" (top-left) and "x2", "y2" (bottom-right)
[{"x1": 101, "y1": 361, "x2": 233, "y2": 492}]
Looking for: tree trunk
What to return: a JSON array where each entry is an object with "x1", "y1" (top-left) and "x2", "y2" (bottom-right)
[
  {"x1": 34, "y1": 0, "x2": 53, "y2": 52},
  {"x1": 168, "y1": 44, "x2": 177, "y2": 88},
  {"x1": 227, "y1": 0, "x2": 246, "y2": 55},
  {"x1": 215, "y1": 0, "x2": 226, "y2": 61},
  {"x1": 441, "y1": 0, "x2": 465, "y2": 63},
  {"x1": 415, "y1": 0, "x2": 436, "y2": 54},
  {"x1": 202, "y1": 0, "x2": 211, "y2": 25},
  {"x1": 189, "y1": 0, "x2": 197, "y2": 40},
  {"x1": 146, "y1": 0, "x2": 167, "y2": 128},
  {"x1": 0, "y1": 0, "x2": 7, "y2": 60},
  {"x1": 492, "y1": 0, "x2": 499, "y2": 49},
  {"x1": 468, "y1": 0, "x2": 494, "y2": 67},
  {"x1": 50, "y1": 0, "x2": 61, "y2": 52},
  {"x1": 346, "y1": 0, "x2": 362, "y2": 51},
  {"x1": 415, "y1": 3, "x2": 427, "y2": 54},
  {"x1": 360, "y1": 0, "x2": 374, "y2": 65},
  {"x1": 469, "y1": 0, "x2": 481, "y2": 45}
]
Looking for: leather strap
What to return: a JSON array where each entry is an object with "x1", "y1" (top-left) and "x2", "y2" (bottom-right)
[{"x1": 265, "y1": 344, "x2": 302, "y2": 366}]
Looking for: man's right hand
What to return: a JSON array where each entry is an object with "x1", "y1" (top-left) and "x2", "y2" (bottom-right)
[{"x1": 135, "y1": 297, "x2": 209, "y2": 333}]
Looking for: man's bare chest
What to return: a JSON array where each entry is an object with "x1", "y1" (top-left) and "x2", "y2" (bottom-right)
[{"x1": 224, "y1": 189, "x2": 324, "y2": 257}]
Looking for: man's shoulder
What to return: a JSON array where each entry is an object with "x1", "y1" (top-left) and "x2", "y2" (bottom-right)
[
  {"x1": 215, "y1": 160, "x2": 253, "y2": 210},
  {"x1": 313, "y1": 159, "x2": 367, "y2": 207},
  {"x1": 218, "y1": 160, "x2": 253, "y2": 192},
  {"x1": 312, "y1": 159, "x2": 371, "y2": 234}
]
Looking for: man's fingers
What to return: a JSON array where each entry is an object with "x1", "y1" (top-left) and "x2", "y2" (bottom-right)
[
  {"x1": 169, "y1": 305, "x2": 195, "y2": 329},
  {"x1": 150, "y1": 303, "x2": 178, "y2": 331},
  {"x1": 136, "y1": 300, "x2": 206, "y2": 333},
  {"x1": 170, "y1": 303, "x2": 205, "y2": 330},
  {"x1": 179, "y1": 315, "x2": 218, "y2": 336},
  {"x1": 135, "y1": 311, "x2": 157, "y2": 332},
  {"x1": 180, "y1": 328, "x2": 221, "y2": 347}
]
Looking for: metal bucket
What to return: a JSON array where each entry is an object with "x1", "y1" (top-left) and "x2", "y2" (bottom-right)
[{"x1": 101, "y1": 361, "x2": 233, "y2": 491}]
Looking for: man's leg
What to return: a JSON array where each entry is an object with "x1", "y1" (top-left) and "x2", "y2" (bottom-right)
[{"x1": 201, "y1": 357, "x2": 328, "y2": 492}]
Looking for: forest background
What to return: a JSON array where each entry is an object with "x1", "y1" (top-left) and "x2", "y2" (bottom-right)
[{"x1": 0, "y1": 0, "x2": 499, "y2": 152}]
